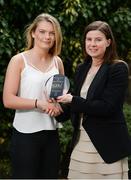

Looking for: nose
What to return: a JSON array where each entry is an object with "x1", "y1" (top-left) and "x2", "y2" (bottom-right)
[
  {"x1": 45, "y1": 32, "x2": 50, "y2": 39},
  {"x1": 90, "y1": 40, "x2": 96, "y2": 46}
]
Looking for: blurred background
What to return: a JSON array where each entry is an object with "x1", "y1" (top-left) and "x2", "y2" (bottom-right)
[{"x1": 0, "y1": 0, "x2": 131, "y2": 178}]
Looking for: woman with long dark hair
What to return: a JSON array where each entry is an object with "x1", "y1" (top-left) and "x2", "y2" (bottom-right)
[{"x1": 57, "y1": 21, "x2": 131, "y2": 179}]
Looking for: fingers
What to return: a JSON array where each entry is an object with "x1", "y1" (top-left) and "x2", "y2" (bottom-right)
[
  {"x1": 44, "y1": 102, "x2": 63, "y2": 117},
  {"x1": 48, "y1": 109, "x2": 55, "y2": 117},
  {"x1": 47, "y1": 108, "x2": 61, "y2": 117},
  {"x1": 56, "y1": 103, "x2": 63, "y2": 113},
  {"x1": 48, "y1": 98, "x2": 56, "y2": 103},
  {"x1": 56, "y1": 94, "x2": 73, "y2": 103}
]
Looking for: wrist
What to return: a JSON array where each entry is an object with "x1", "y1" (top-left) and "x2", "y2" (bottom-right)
[
  {"x1": 35, "y1": 99, "x2": 38, "y2": 108},
  {"x1": 69, "y1": 94, "x2": 73, "y2": 103},
  {"x1": 36, "y1": 100, "x2": 48, "y2": 111}
]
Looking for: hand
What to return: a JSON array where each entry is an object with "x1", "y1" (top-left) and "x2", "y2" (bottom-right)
[
  {"x1": 45, "y1": 102, "x2": 63, "y2": 117},
  {"x1": 56, "y1": 93, "x2": 73, "y2": 104},
  {"x1": 37, "y1": 99, "x2": 63, "y2": 117}
]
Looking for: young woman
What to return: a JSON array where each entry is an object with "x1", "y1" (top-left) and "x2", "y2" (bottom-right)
[
  {"x1": 3, "y1": 13, "x2": 64, "y2": 179},
  {"x1": 57, "y1": 21, "x2": 131, "y2": 179}
]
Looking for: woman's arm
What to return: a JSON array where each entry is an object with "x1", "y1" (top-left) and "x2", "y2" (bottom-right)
[
  {"x1": 3, "y1": 54, "x2": 59, "y2": 114},
  {"x1": 3, "y1": 54, "x2": 35, "y2": 109},
  {"x1": 57, "y1": 62, "x2": 129, "y2": 116}
]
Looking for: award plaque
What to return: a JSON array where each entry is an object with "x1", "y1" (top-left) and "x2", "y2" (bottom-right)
[{"x1": 44, "y1": 74, "x2": 70, "y2": 99}]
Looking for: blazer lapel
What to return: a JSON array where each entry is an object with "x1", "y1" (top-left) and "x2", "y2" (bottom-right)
[
  {"x1": 86, "y1": 63, "x2": 109, "y2": 100},
  {"x1": 76, "y1": 61, "x2": 91, "y2": 95}
]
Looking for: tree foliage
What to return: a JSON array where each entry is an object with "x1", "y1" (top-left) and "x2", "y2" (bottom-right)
[{"x1": 0, "y1": 0, "x2": 131, "y2": 177}]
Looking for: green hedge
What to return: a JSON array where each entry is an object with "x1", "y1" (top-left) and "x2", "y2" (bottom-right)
[{"x1": 124, "y1": 103, "x2": 131, "y2": 135}]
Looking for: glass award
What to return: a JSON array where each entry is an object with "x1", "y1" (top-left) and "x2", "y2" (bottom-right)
[{"x1": 44, "y1": 74, "x2": 70, "y2": 99}]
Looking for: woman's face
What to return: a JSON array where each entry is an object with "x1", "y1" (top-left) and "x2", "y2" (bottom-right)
[
  {"x1": 32, "y1": 20, "x2": 55, "y2": 51},
  {"x1": 85, "y1": 30, "x2": 110, "y2": 60}
]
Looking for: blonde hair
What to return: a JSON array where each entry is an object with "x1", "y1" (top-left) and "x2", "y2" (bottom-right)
[{"x1": 25, "y1": 13, "x2": 62, "y2": 56}]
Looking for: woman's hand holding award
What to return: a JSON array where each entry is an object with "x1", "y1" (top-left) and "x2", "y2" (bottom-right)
[{"x1": 44, "y1": 74, "x2": 70, "y2": 100}]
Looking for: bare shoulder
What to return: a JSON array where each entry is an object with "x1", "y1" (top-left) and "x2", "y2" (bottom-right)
[
  {"x1": 55, "y1": 56, "x2": 63, "y2": 65},
  {"x1": 10, "y1": 53, "x2": 22, "y2": 63},
  {"x1": 55, "y1": 56, "x2": 64, "y2": 74},
  {"x1": 9, "y1": 53, "x2": 24, "y2": 69}
]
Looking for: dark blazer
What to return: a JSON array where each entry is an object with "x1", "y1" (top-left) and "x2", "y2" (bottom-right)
[{"x1": 69, "y1": 59, "x2": 131, "y2": 163}]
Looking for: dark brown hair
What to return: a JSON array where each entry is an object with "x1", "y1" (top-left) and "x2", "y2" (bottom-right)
[{"x1": 83, "y1": 21, "x2": 118, "y2": 64}]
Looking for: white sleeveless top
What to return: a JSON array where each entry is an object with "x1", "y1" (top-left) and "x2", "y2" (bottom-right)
[{"x1": 13, "y1": 52, "x2": 62, "y2": 133}]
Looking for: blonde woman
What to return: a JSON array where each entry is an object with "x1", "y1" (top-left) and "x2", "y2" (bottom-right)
[{"x1": 3, "y1": 13, "x2": 64, "y2": 179}]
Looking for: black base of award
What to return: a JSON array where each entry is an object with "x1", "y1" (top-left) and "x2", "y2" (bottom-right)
[{"x1": 50, "y1": 74, "x2": 65, "y2": 98}]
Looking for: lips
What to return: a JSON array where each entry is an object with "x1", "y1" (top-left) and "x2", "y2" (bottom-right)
[
  {"x1": 41, "y1": 41, "x2": 51, "y2": 44},
  {"x1": 89, "y1": 49, "x2": 98, "y2": 52}
]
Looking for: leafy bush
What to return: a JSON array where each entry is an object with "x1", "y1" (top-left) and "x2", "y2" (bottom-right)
[
  {"x1": 59, "y1": 120, "x2": 73, "y2": 177},
  {"x1": 123, "y1": 103, "x2": 131, "y2": 175},
  {"x1": 124, "y1": 103, "x2": 131, "y2": 135},
  {"x1": 0, "y1": 0, "x2": 131, "y2": 178}
]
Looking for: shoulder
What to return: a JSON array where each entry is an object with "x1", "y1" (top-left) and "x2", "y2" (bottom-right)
[
  {"x1": 55, "y1": 56, "x2": 64, "y2": 75},
  {"x1": 110, "y1": 60, "x2": 129, "y2": 74},
  {"x1": 108, "y1": 60, "x2": 129, "y2": 81},
  {"x1": 10, "y1": 52, "x2": 22, "y2": 62},
  {"x1": 8, "y1": 52, "x2": 24, "y2": 70},
  {"x1": 55, "y1": 56, "x2": 63, "y2": 65},
  {"x1": 113, "y1": 60, "x2": 128, "y2": 67}
]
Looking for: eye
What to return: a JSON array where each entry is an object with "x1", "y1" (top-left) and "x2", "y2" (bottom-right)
[
  {"x1": 49, "y1": 32, "x2": 55, "y2": 36},
  {"x1": 95, "y1": 38, "x2": 102, "y2": 42},
  {"x1": 86, "y1": 37, "x2": 91, "y2": 41},
  {"x1": 39, "y1": 30, "x2": 46, "y2": 34}
]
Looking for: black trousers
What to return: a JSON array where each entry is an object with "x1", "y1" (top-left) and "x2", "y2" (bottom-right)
[{"x1": 10, "y1": 128, "x2": 60, "y2": 179}]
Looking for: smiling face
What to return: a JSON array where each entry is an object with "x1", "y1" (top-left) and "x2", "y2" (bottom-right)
[
  {"x1": 85, "y1": 30, "x2": 111, "y2": 61},
  {"x1": 32, "y1": 20, "x2": 55, "y2": 52}
]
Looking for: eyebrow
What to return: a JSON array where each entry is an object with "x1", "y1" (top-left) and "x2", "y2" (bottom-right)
[{"x1": 86, "y1": 36, "x2": 104, "y2": 38}]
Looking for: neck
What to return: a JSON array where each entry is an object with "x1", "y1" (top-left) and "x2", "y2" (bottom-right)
[
  {"x1": 30, "y1": 48, "x2": 51, "y2": 61},
  {"x1": 91, "y1": 58, "x2": 103, "y2": 67}
]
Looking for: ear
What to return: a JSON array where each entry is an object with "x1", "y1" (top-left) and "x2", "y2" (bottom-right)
[{"x1": 106, "y1": 39, "x2": 111, "y2": 47}]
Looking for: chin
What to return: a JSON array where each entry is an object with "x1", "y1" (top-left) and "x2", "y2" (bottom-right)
[
  {"x1": 41, "y1": 46, "x2": 51, "y2": 51},
  {"x1": 90, "y1": 54, "x2": 99, "y2": 58}
]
